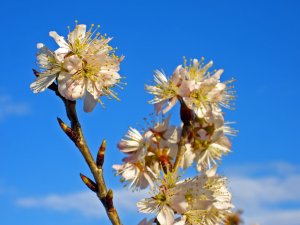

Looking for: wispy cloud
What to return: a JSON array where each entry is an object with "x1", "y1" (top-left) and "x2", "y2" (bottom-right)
[
  {"x1": 228, "y1": 162, "x2": 300, "y2": 225},
  {"x1": 0, "y1": 95, "x2": 30, "y2": 120},
  {"x1": 17, "y1": 189, "x2": 146, "y2": 218},
  {"x1": 16, "y1": 162, "x2": 300, "y2": 225}
]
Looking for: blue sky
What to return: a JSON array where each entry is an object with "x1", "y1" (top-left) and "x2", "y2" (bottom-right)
[{"x1": 0, "y1": 0, "x2": 300, "y2": 224}]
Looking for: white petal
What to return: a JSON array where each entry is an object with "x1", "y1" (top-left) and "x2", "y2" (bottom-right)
[
  {"x1": 63, "y1": 55, "x2": 82, "y2": 74},
  {"x1": 137, "y1": 198, "x2": 157, "y2": 213},
  {"x1": 84, "y1": 91, "x2": 98, "y2": 112},
  {"x1": 154, "y1": 70, "x2": 168, "y2": 84},
  {"x1": 37, "y1": 43, "x2": 44, "y2": 49},
  {"x1": 202, "y1": 60, "x2": 213, "y2": 72},
  {"x1": 212, "y1": 69, "x2": 224, "y2": 80},
  {"x1": 68, "y1": 24, "x2": 86, "y2": 43},
  {"x1": 169, "y1": 193, "x2": 189, "y2": 214},
  {"x1": 154, "y1": 100, "x2": 167, "y2": 114},
  {"x1": 57, "y1": 72, "x2": 86, "y2": 100},
  {"x1": 181, "y1": 144, "x2": 195, "y2": 169},
  {"x1": 49, "y1": 31, "x2": 69, "y2": 48},
  {"x1": 55, "y1": 47, "x2": 70, "y2": 61},
  {"x1": 157, "y1": 206, "x2": 174, "y2": 225},
  {"x1": 171, "y1": 65, "x2": 183, "y2": 85},
  {"x1": 162, "y1": 97, "x2": 178, "y2": 114},
  {"x1": 206, "y1": 166, "x2": 218, "y2": 177},
  {"x1": 178, "y1": 80, "x2": 195, "y2": 96},
  {"x1": 30, "y1": 74, "x2": 57, "y2": 93}
]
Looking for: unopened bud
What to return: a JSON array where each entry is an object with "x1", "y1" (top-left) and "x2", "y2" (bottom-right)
[
  {"x1": 96, "y1": 140, "x2": 106, "y2": 168},
  {"x1": 80, "y1": 173, "x2": 98, "y2": 192},
  {"x1": 57, "y1": 118, "x2": 79, "y2": 143}
]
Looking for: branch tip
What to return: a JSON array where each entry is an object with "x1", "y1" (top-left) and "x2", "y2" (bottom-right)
[
  {"x1": 96, "y1": 139, "x2": 106, "y2": 168},
  {"x1": 57, "y1": 117, "x2": 79, "y2": 143},
  {"x1": 80, "y1": 173, "x2": 98, "y2": 192}
]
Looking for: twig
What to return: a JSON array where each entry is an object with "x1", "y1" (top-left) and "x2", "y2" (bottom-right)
[
  {"x1": 37, "y1": 75, "x2": 122, "y2": 225},
  {"x1": 172, "y1": 125, "x2": 189, "y2": 173},
  {"x1": 172, "y1": 97, "x2": 194, "y2": 173}
]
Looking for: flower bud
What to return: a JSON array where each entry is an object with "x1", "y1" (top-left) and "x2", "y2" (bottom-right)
[
  {"x1": 96, "y1": 140, "x2": 106, "y2": 168},
  {"x1": 80, "y1": 173, "x2": 98, "y2": 192},
  {"x1": 57, "y1": 117, "x2": 79, "y2": 143}
]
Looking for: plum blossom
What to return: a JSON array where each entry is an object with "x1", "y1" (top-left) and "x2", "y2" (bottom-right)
[
  {"x1": 145, "y1": 66, "x2": 187, "y2": 114},
  {"x1": 114, "y1": 116, "x2": 181, "y2": 190},
  {"x1": 146, "y1": 58, "x2": 235, "y2": 118},
  {"x1": 112, "y1": 162, "x2": 156, "y2": 190},
  {"x1": 30, "y1": 44, "x2": 62, "y2": 93},
  {"x1": 137, "y1": 168, "x2": 233, "y2": 225},
  {"x1": 181, "y1": 113, "x2": 235, "y2": 171},
  {"x1": 31, "y1": 22, "x2": 124, "y2": 112}
]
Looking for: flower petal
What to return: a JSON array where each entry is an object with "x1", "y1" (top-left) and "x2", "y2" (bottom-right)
[
  {"x1": 84, "y1": 91, "x2": 98, "y2": 112},
  {"x1": 30, "y1": 74, "x2": 57, "y2": 93},
  {"x1": 68, "y1": 24, "x2": 86, "y2": 43},
  {"x1": 49, "y1": 31, "x2": 69, "y2": 48},
  {"x1": 157, "y1": 206, "x2": 174, "y2": 225}
]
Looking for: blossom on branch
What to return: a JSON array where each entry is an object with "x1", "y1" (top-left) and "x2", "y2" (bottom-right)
[
  {"x1": 181, "y1": 113, "x2": 236, "y2": 171},
  {"x1": 113, "y1": 116, "x2": 181, "y2": 190},
  {"x1": 146, "y1": 58, "x2": 235, "y2": 118},
  {"x1": 30, "y1": 44, "x2": 62, "y2": 93},
  {"x1": 137, "y1": 168, "x2": 233, "y2": 225},
  {"x1": 30, "y1": 22, "x2": 124, "y2": 112}
]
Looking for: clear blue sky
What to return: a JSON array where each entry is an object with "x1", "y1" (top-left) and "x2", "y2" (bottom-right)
[{"x1": 1, "y1": 0, "x2": 300, "y2": 225}]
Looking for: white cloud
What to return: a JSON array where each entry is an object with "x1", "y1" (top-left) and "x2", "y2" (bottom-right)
[
  {"x1": 0, "y1": 95, "x2": 30, "y2": 120},
  {"x1": 16, "y1": 162, "x2": 300, "y2": 225},
  {"x1": 252, "y1": 209, "x2": 300, "y2": 225},
  {"x1": 17, "y1": 189, "x2": 146, "y2": 218},
  {"x1": 228, "y1": 162, "x2": 300, "y2": 225}
]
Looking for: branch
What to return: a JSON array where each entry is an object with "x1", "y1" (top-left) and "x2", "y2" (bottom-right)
[
  {"x1": 172, "y1": 124, "x2": 189, "y2": 173},
  {"x1": 172, "y1": 97, "x2": 194, "y2": 173},
  {"x1": 40, "y1": 77, "x2": 122, "y2": 225}
]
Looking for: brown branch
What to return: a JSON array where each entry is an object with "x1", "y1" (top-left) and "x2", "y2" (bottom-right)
[
  {"x1": 41, "y1": 78, "x2": 122, "y2": 225},
  {"x1": 172, "y1": 125, "x2": 189, "y2": 173},
  {"x1": 172, "y1": 97, "x2": 194, "y2": 173}
]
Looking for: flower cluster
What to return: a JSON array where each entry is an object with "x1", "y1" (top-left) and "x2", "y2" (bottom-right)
[
  {"x1": 145, "y1": 58, "x2": 235, "y2": 117},
  {"x1": 182, "y1": 113, "x2": 236, "y2": 171},
  {"x1": 30, "y1": 24, "x2": 239, "y2": 225},
  {"x1": 31, "y1": 22, "x2": 123, "y2": 112},
  {"x1": 137, "y1": 168, "x2": 232, "y2": 225},
  {"x1": 113, "y1": 115, "x2": 181, "y2": 190},
  {"x1": 115, "y1": 57, "x2": 236, "y2": 225},
  {"x1": 146, "y1": 59, "x2": 236, "y2": 171}
]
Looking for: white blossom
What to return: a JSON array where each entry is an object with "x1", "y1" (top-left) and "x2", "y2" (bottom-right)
[
  {"x1": 31, "y1": 23, "x2": 123, "y2": 112},
  {"x1": 30, "y1": 44, "x2": 62, "y2": 93},
  {"x1": 137, "y1": 169, "x2": 233, "y2": 225},
  {"x1": 145, "y1": 66, "x2": 188, "y2": 114},
  {"x1": 146, "y1": 58, "x2": 235, "y2": 118},
  {"x1": 112, "y1": 162, "x2": 156, "y2": 190},
  {"x1": 181, "y1": 113, "x2": 235, "y2": 171},
  {"x1": 114, "y1": 116, "x2": 181, "y2": 190}
]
